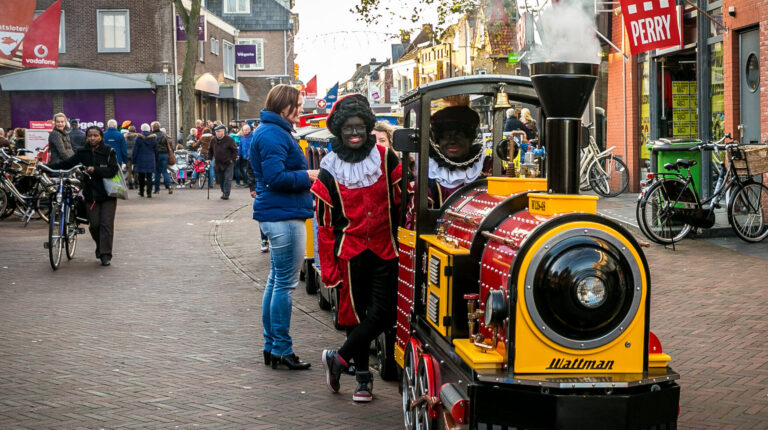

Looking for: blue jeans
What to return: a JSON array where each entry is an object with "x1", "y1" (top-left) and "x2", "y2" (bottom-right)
[
  {"x1": 260, "y1": 219, "x2": 306, "y2": 357},
  {"x1": 154, "y1": 153, "x2": 171, "y2": 191}
]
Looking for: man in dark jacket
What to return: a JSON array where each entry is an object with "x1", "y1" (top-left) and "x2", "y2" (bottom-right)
[
  {"x1": 46, "y1": 126, "x2": 119, "y2": 266},
  {"x1": 69, "y1": 119, "x2": 86, "y2": 151},
  {"x1": 208, "y1": 124, "x2": 238, "y2": 199},
  {"x1": 503, "y1": 108, "x2": 534, "y2": 140}
]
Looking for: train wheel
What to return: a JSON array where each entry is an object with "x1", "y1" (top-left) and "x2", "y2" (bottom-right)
[
  {"x1": 331, "y1": 288, "x2": 343, "y2": 330},
  {"x1": 374, "y1": 328, "x2": 398, "y2": 381},
  {"x1": 415, "y1": 355, "x2": 437, "y2": 430},
  {"x1": 304, "y1": 261, "x2": 317, "y2": 294},
  {"x1": 402, "y1": 344, "x2": 417, "y2": 430},
  {"x1": 317, "y1": 287, "x2": 331, "y2": 310}
]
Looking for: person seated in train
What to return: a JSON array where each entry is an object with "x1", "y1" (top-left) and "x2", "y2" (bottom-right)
[
  {"x1": 311, "y1": 94, "x2": 402, "y2": 403},
  {"x1": 427, "y1": 104, "x2": 490, "y2": 207}
]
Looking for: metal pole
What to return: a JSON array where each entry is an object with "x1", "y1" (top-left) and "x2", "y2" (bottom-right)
[{"x1": 171, "y1": 2, "x2": 180, "y2": 132}]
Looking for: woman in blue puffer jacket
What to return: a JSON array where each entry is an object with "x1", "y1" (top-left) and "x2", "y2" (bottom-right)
[
  {"x1": 250, "y1": 84, "x2": 318, "y2": 371},
  {"x1": 131, "y1": 123, "x2": 157, "y2": 198}
]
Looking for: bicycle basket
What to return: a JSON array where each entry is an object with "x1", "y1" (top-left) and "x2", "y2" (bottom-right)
[
  {"x1": 730, "y1": 145, "x2": 768, "y2": 176},
  {"x1": 11, "y1": 156, "x2": 37, "y2": 175},
  {"x1": 193, "y1": 159, "x2": 206, "y2": 173}
]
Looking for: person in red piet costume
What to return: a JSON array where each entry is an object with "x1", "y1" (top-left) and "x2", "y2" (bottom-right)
[{"x1": 313, "y1": 94, "x2": 402, "y2": 403}]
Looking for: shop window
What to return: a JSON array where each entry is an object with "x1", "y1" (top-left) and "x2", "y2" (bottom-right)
[
  {"x1": 657, "y1": 53, "x2": 697, "y2": 139},
  {"x1": 97, "y1": 10, "x2": 129, "y2": 53},
  {"x1": 710, "y1": 42, "x2": 724, "y2": 139},
  {"x1": 639, "y1": 58, "x2": 650, "y2": 160}
]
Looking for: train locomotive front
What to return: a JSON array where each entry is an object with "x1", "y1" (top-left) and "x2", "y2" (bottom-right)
[{"x1": 393, "y1": 65, "x2": 680, "y2": 429}]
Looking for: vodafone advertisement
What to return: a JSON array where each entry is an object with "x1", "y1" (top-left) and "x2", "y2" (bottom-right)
[
  {"x1": 619, "y1": 0, "x2": 681, "y2": 54},
  {"x1": 27, "y1": 121, "x2": 54, "y2": 157}
]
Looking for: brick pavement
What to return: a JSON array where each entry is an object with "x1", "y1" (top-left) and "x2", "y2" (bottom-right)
[{"x1": 0, "y1": 187, "x2": 766, "y2": 428}]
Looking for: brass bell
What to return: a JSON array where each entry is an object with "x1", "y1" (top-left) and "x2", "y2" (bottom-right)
[{"x1": 494, "y1": 84, "x2": 512, "y2": 109}]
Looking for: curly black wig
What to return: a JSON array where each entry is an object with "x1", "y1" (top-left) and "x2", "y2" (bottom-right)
[{"x1": 327, "y1": 94, "x2": 376, "y2": 138}]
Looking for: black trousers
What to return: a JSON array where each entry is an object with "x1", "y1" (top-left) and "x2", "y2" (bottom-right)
[
  {"x1": 338, "y1": 250, "x2": 398, "y2": 372},
  {"x1": 88, "y1": 198, "x2": 117, "y2": 259},
  {"x1": 137, "y1": 172, "x2": 152, "y2": 194}
]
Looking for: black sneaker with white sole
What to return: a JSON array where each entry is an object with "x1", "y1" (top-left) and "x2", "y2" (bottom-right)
[
  {"x1": 321, "y1": 349, "x2": 344, "y2": 393},
  {"x1": 352, "y1": 370, "x2": 373, "y2": 402}
]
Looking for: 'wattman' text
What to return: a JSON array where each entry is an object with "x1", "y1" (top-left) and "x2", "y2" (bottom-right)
[{"x1": 547, "y1": 358, "x2": 615, "y2": 370}]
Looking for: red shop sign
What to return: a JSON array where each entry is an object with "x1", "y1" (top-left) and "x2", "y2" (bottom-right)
[{"x1": 619, "y1": 0, "x2": 681, "y2": 54}]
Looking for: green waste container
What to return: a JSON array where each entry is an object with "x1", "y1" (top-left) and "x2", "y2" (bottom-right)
[{"x1": 647, "y1": 139, "x2": 704, "y2": 196}]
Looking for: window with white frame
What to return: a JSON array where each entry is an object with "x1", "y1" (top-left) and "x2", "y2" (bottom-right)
[
  {"x1": 97, "y1": 10, "x2": 129, "y2": 53},
  {"x1": 237, "y1": 38, "x2": 264, "y2": 70},
  {"x1": 210, "y1": 37, "x2": 219, "y2": 55},
  {"x1": 224, "y1": 0, "x2": 250, "y2": 14},
  {"x1": 199, "y1": 40, "x2": 205, "y2": 62},
  {"x1": 34, "y1": 10, "x2": 66, "y2": 53},
  {"x1": 222, "y1": 40, "x2": 235, "y2": 80}
]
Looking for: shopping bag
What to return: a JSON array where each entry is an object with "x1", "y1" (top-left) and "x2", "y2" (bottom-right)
[{"x1": 103, "y1": 167, "x2": 128, "y2": 200}]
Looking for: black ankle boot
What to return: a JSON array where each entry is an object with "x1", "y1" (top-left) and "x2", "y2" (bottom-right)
[
  {"x1": 272, "y1": 353, "x2": 310, "y2": 370},
  {"x1": 263, "y1": 350, "x2": 271, "y2": 366}
]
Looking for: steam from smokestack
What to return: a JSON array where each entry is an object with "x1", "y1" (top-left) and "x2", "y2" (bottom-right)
[{"x1": 527, "y1": 0, "x2": 600, "y2": 65}]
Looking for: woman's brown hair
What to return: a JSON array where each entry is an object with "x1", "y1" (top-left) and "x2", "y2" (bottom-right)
[{"x1": 264, "y1": 84, "x2": 301, "y2": 117}]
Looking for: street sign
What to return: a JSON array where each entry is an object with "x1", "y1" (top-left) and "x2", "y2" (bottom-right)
[
  {"x1": 507, "y1": 53, "x2": 519, "y2": 64},
  {"x1": 316, "y1": 99, "x2": 327, "y2": 109},
  {"x1": 619, "y1": 0, "x2": 681, "y2": 54}
]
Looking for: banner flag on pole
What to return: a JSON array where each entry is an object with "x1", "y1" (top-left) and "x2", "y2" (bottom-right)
[
  {"x1": 22, "y1": 0, "x2": 61, "y2": 68},
  {"x1": 324, "y1": 82, "x2": 339, "y2": 108},
  {"x1": 0, "y1": 0, "x2": 36, "y2": 59},
  {"x1": 619, "y1": 0, "x2": 681, "y2": 54},
  {"x1": 305, "y1": 76, "x2": 317, "y2": 98}
]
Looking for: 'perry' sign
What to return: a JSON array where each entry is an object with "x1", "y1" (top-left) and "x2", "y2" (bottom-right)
[{"x1": 620, "y1": 0, "x2": 680, "y2": 54}]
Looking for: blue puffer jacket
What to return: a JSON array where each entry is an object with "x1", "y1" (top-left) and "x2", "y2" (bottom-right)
[
  {"x1": 103, "y1": 127, "x2": 128, "y2": 164},
  {"x1": 132, "y1": 132, "x2": 158, "y2": 173},
  {"x1": 250, "y1": 110, "x2": 313, "y2": 222}
]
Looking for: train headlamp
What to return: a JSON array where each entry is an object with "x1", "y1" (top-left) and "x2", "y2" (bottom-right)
[
  {"x1": 484, "y1": 289, "x2": 507, "y2": 327},
  {"x1": 576, "y1": 276, "x2": 607, "y2": 309}
]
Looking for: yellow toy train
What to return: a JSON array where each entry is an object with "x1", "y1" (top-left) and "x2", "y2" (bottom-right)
[{"x1": 389, "y1": 63, "x2": 680, "y2": 429}]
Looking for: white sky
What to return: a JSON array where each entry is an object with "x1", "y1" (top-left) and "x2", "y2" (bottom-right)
[{"x1": 292, "y1": 0, "x2": 438, "y2": 96}]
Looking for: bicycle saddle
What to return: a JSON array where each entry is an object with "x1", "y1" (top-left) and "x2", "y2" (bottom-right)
[{"x1": 675, "y1": 159, "x2": 697, "y2": 168}]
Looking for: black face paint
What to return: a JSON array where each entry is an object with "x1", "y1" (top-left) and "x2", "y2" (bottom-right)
[{"x1": 340, "y1": 117, "x2": 368, "y2": 151}]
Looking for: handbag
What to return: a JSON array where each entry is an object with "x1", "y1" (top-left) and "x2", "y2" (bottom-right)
[
  {"x1": 102, "y1": 152, "x2": 128, "y2": 199},
  {"x1": 166, "y1": 138, "x2": 177, "y2": 165}
]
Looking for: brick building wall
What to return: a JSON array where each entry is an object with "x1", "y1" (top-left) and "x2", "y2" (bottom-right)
[
  {"x1": 235, "y1": 29, "x2": 295, "y2": 119},
  {"x1": 722, "y1": 0, "x2": 768, "y2": 144},
  {"x1": 36, "y1": 0, "x2": 174, "y2": 74},
  {"x1": 175, "y1": 22, "x2": 236, "y2": 85},
  {"x1": 607, "y1": 12, "x2": 641, "y2": 192}
]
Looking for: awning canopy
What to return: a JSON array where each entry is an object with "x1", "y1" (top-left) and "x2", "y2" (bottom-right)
[
  {"x1": 0, "y1": 67, "x2": 156, "y2": 91},
  {"x1": 217, "y1": 82, "x2": 250, "y2": 102},
  {"x1": 195, "y1": 73, "x2": 219, "y2": 95}
]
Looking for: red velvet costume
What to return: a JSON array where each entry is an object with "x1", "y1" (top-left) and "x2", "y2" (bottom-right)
[{"x1": 311, "y1": 145, "x2": 402, "y2": 326}]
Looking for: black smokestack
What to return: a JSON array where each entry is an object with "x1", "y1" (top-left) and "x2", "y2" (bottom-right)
[{"x1": 530, "y1": 62, "x2": 598, "y2": 194}]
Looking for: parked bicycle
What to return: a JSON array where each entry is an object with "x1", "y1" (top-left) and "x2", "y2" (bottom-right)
[
  {"x1": 579, "y1": 129, "x2": 629, "y2": 197},
  {"x1": 37, "y1": 163, "x2": 86, "y2": 270},
  {"x1": 0, "y1": 148, "x2": 53, "y2": 224},
  {"x1": 636, "y1": 133, "x2": 768, "y2": 244}
]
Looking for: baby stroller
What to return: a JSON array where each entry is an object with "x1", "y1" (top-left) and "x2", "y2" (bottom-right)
[{"x1": 168, "y1": 150, "x2": 194, "y2": 188}]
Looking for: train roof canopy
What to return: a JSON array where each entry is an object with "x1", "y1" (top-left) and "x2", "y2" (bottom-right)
[{"x1": 399, "y1": 74, "x2": 538, "y2": 106}]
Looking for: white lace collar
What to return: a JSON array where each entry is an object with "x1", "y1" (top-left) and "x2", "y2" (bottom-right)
[
  {"x1": 320, "y1": 145, "x2": 382, "y2": 189},
  {"x1": 428, "y1": 151, "x2": 486, "y2": 188}
]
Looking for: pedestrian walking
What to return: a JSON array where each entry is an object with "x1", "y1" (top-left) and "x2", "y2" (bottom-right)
[
  {"x1": 132, "y1": 123, "x2": 157, "y2": 198},
  {"x1": 68, "y1": 119, "x2": 86, "y2": 151},
  {"x1": 314, "y1": 94, "x2": 401, "y2": 402},
  {"x1": 124, "y1": 125, "x2": 138, "y2": 189},
  {"x1": 152, "y1": 121, "x2": 173, "y2": 195},
  {"x1": 208, "y1": 125, "x2": 238, "y2": 200},
  {"x1": 45, "y1": 126, "x2": 119, "y2": 266},
  {"x1": 104, "y1": 119, "x2": 128, "y2": 170},
  {"x1": 48, "y1": 113, "x2": 74, "y2": 164},
  {"x1": 251, "y1": 84, "x2": 317, "y2": 370},
  {"x1": 12, "y1": 128, "x2": 25, "y2": 154}
]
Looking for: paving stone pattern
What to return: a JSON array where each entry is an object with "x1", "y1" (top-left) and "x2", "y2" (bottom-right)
[{"x1": 0, "y1": 187, "x2": 766, "y2": 428}]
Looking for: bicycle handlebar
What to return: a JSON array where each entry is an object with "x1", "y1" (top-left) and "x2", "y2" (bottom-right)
[
  {"x1": 689, "y1": 133, "x2": 737, "y2": 152},
  {"x1": 37, "y1": 163, "x2": 84, "y2": 176}
]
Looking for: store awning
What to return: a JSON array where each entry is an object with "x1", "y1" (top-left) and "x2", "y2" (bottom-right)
[
  {"x1": 217, "y1": 82, "x2": 250, "y2": 102},
  {"x1": 195, "y1": 73, "x2": 219, "y2": 95},
  {"x1": 0, "y1": 67, "x2": 156, "y2": 91}
]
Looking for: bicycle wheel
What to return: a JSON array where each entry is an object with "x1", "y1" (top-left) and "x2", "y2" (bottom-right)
[
  {"x1": 65, "y1": 205, "x2": 78, "y2": 260},
  {"x1": 33, "y1": 185, "x2": 51, "y2": 222},
  {"x1": 0, "y1": 189, "x2": 7, "y2": 217},
  {"x1": 589, "y1": 155, "x2": 629, "y2": 197},
  {"x1": 197, "y1": 172, "x2": 206, "y2": 189},
  {"x1": 639, "y1": 179, "x2": 694, "y2": 244},
  {"x1": 48, "y1": 204, "x2": 63, "y2": 270},
  {"x1": 728, "y1": 181, "x2": 768, "y2": 243}
]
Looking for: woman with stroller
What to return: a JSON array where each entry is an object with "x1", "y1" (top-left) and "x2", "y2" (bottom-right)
[{"x1": 314, "y1": 94, "x2": 402, "y2": 403}]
